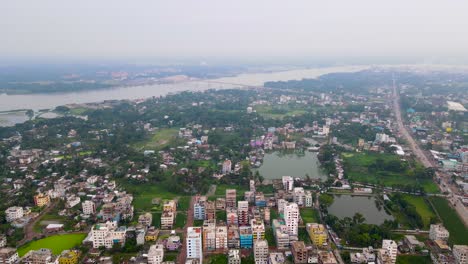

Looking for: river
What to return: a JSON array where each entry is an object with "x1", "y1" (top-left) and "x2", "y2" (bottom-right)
[{"x1": 0, "y1": 65, "x2": 368, "y2": 112}]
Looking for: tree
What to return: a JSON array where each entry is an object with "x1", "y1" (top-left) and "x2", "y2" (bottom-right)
[{"x1": 26, "y1": 109, "x2": 34, "y2": 120}]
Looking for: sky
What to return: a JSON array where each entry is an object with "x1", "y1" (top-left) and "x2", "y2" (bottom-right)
[{"x1": 1, "y1": 0, "x2": 468, "y2": 63}]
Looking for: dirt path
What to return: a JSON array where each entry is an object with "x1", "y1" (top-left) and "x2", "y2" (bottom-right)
[
  {"x1": 176, "y1": 195, "x2": 195, "y2": 264},
  {"x1": 19, "y1": 200, "x2": 57, "y2": 246}
]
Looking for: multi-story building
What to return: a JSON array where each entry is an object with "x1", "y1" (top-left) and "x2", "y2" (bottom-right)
[
  {"x1": 255, "y1": 192, "x2": 266, "y2": 207},
  {"x1": 0, "y1": 235, "x2": 6, "y2": 248},
  {"x1": 34, "y1": 193, "x2": 51, "y2": 207},
  {"x1": 222, "y1": 160, "x2": 232, "y2": 174},
  {"x1": 239, "y1": 226, "x2": 253, "y2": 249},
  {"x1": 277, "y1": 199, "x2": 287, "y2": 215},
  {"x1": 205, "y1": 201, "x2": 216, "y2": 220},
  {"x1": 66, "y1": 195, "x2": 81, "y2": 208},
  {"x1": 202, "y1": 221, "x2": 216, "y2": 251},
  {"x1": 26, "y1": 248, "x2": 56, "y2": 264},
  {"x1": 284, "y1": 202, "x2": 299, "y2": 237},
  {"x1": 250, "y1": 180, "x2": 256, "y2": 192},
  {"x1": 227, "y1": 207, "x2": 239, "y2": 226},
  {"x1": 250, "y1": 218, "x2": 265, "y2": 240},
  {"x1": 5, "y1": 207, "x2": 23, "y2": 222},
  {"x1": 194, "y1": 196, "x2": 207, "y2": 220},
  {"x1": 238, "y1": 201, "x2": 249, "y2": 226},
  {"x1": 0, "y1": 248, "x2": 19, "y2": 264},
  {"x1": 293, "y1": 187, "x2": 306, "y2": 206},
  {"x1": 254, "y1": 239, "x2": 269, "y2": 264},
  {"x1": 381, "y1": 240, "x2": 398, "y2": 264},
  {"x1": 453, "y1": 245, "x2": 468, "y2": 264},
  {"x1": 90, "y1": 221, "x2": 126, "y2": 248},
  {"x1": 305, "y1": 191, "x2": 313, "y2": 207},
  {"x1": 228, "y1": 249, "x2": 241, "y2": 264},
  {"x1": 138, "y1": 212, "x2": 153, "y2": 227},
  {"x1": 272, "y1": 219, "x2": 289, "y2": 250},
  {"x1": 264, "y1": 207, "x2": 270, "y2": 224},
  {"x1": 160, "y1": 211, "x2": 174, "y2": 229},
  {"x1": 147, "y1": 244, "x2": 164, "y2": 264},
  {"x1": 227, "y1": 225, "x2": 240, "y2": 249},
  {"x1": 82, "y1": 200, "x2": 96, "y2": 215},
  {"x1": 291, "y1": 241, "x2": 308, "y2": 264},
  {"x1": 306, "y1": 223, "x2": 328, "y2": 248},
  {"x1": 163, "y1": 200, "x2": 176, "y2": 213},
  {"x1": 216, "y1": 198, "x2": 226, "y2": 210},
  {"x1": 145, "y1": 227, "x2": 159, "y2": 242},
  {"x1": 226, "y1": 189, "x2": 237, "y2": 208},
  {"x1": 215, "y1": 225, "x2": 228, "y2": 250},
  {"x1": 58, "y1": 250, "x2": 80, "y2": 264},
  {"x1": 318, "y1": 251, "x2": 338, "y2": 264},
  {"x1": 282, "y1": 176, "x2": 294, "y2": 191},
  {"x1": 430, "y1": 224, "x2": 450, "y2": 241},
  {"x1": 186, "y1": 227, "x2": 203, "y2": 263}
]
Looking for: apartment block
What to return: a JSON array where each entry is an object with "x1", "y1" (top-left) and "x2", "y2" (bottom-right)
[{"x1": 254, "y1": 239, "x2": 269, "y2": 264}]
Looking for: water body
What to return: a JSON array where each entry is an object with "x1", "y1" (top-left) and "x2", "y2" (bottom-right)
[
  {"x1": 256, "y1": 151, "x2": 327, "y2": 180},
  {"x1": 328, "y1": 195, "x2": 393, "y2": 225},
  {"x1": 0, "y1": 65, "x2": 368, "y2": 112}
]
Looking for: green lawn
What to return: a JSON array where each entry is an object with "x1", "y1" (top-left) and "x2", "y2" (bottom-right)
[
  {"x1": 174, "y1": 213, "x2": 187, "y2": 229},
  {"x1": 133, "y1": 128, "x2": 179, "y2": 150},
  {"x1": 429, "y1": 197, "x2": 468, "y2": 245},
  {"x1": 18, "y1": 233, "x2": 86, "y2": 256},
  {"x1": 301, "y1": 208, "x2": 320, "y2": 224},
  {"x1": 206, "y1": 254, "x2": 229, "y2": 264},
  {"x1": 265, "y1": 227, "x2": 276, "y2": 247},
  {"x1": 254, "y1": 105, "x2": 307, "y2": 120},
  {"x1": 396, "y1": 255, "x2": 432, "y2": 264},
  {"x1": 216, "y1": 210, "x2": 226, "y2": 222},
  {"x1": 152, "y1": 212, "x2": 162, "y2": 227},
  {"x1": 401, "y1": 195, "x2": 436, "y2": 229},
  {"x1": 298, "y1": 227, "x2": 312, "y2": 245},
  {"x1": 119, "y1": 183, "x2": 183, "y2": 212},
  {"x1": 214, "y1": 184, "x2": 249, "y2": 196}
]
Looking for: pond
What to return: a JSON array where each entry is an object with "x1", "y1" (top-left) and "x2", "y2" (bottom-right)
[
  {"x1": 256, "y1": 151, "x2": 327, "y2": 180},
  {"x1": 327, "y1": 195, "x2": 393, "y2": 225}
]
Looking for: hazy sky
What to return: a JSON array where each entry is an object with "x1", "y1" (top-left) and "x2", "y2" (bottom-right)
[{"x1": 1, "y1": 0, "x2": 468, "y2": 62}]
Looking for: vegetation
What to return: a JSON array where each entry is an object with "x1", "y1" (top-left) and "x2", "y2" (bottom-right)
[
  {"x1": 396, "y1": 255, "x2": 432, "y2": 264},
  {"x1": 429, "y1": 197, "x2": 468, "y2": 245},
  {"x1": 301, "y1": 208, "x2": 320, "y2": 224},
  {"x1": 206, "y1": 254, "x2": 229, "y2": 264},
  {"x1": 18, "y1": 233, "x2": 87, "y2": 256}
]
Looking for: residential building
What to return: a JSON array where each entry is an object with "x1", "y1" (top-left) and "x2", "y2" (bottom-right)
[
  {"x1": 254, "y1": 239, "x2": 269, "y2": 264},
  {"x1": 381, "y1": 240, "x2": 398, "y2": 264},
  {"x1": 26, "y1": 248, "x2": 56, "y2": 264},
  {"x1": 66, "y1": 195, "x2": 80, "y2": 208},
  {"x1": 240, "y1": 226, "x2": 253, "y2": 249},
  {"x1": 0, "y1": 248, "x2": 18, "y2": 264},
  {"x1": 90, "y1": 221, "x2": 126, "y2": 248},
  {"x1": 82, "y1": 200, "x2": 96, "y2": 215},
  {"x1": 186, "y1": 227, "x2": 203, "y2": 263},
  {"x1": 255, "y1": 192, "x2": 266, "y2": 207},
  {"x1": 136, "y1": 229, "x2": 146, "y2": 245},
  {"x1": 272, "y1": 219, "x2": 290, "y2": 250},
  {"x1": 306, "y1": 223, "x2": 328, "y2": 248},
  {"x1": 269, "y1": 252, "x2": 286, "y2": 264},
  {"x1": 58, "y1": 250, "x2": 80, "y2": 264},
  {"x1": 250, "y1": 218, "x2": 265, "y2": 240},
  {"x1": 282, "y1": 176, "x2": 294, "y2": 191},
  {"x1": 403, "y1": 235, "x2": 424, "y2": 253},
  {"x1": 350, "y1": 247, "x2": 375, "y2": 263},
  {"x1": 238, "y1": 201, "x2": 249, "y2": 226},
  {"x1": 430, "y1": 224, "x2": 450, "y2": 241},
  {"x1": 215, "y1": 225, "x2": 228, "y2": 250},
  {"x1": 284, "y1": 202, "x2": 299, "y2": 237},
  {"x1": 277, "y1": 199, "x2": 287, "y2": 214},
  {"x1": 163, "y1": 200, "x2": 177, "y2": 213},
  {"x1": 228, "y1": 249, "x2": 241, "y2": 264},
  {"x1": 291, "y1": 241, "x2": 308, "y2": 264},
  {"x1": 293, "y1": 187, "x2": 306, "y2": 206},
  {"x1": 194, "y1": 196, "x2": 206, "y2": 220},
  {"x1": 226, "y1": 189, "x2": 237, "y2": 208},
  {"x1": 202, "y1": 221, "x2": 216, "y2": 251},
  {"x1": 34, "y1": 193, "x2": 51, "y2": 207},
  {"x1": 160, "y1": 211, "x2": 174, "y2": 229},
  {"x1": 5, "y1": 207, "x2": 23, "y2": 222},
  {"x1": 138, "y1": 212, "x2": 153, "y2": 227},
  {"x1": 145, "y1": 227, "x2": 159, "y2": 242},
  {"x1": 453, "y1": 245, "x2": 468, "y2": 264},
  {"x1": 205, "y1": 201, "x2": 216, "y2": 221},
  {"x1": 227, "y1": 207, "x2": 238, "y2": 226},
  {"x1": 318, "y1": 251, "x2": 338, "y2": 264},
  {"x1": 305, "y1": 191, "x2": 313, "y2": 207},
  {"x1": 0, "y1": 235, "x2": 5, "y2": 248},
  {"x1": 216, "y1": 198, "x2": 226, "y2": 210},
  {"x1": 222, "y1": 160, "x2": 232, "y2": 174},
  {"x1": 147, "y1": 244, "x2": 164, "y2": 264},
  {"x1": 227, "y1": 225, "x2": 240, "y2": 249}
]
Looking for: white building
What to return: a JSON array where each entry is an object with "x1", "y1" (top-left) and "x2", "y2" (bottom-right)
[
  {"x1": 429, "y1": 224, "x2": 449, "y2": 241},
  {"x1": 254, "y1": 239, "x2": 269, "y2": 264},
  {"x1": 90, "y1": 221, "x2": 126, "y2": 249},
  {"x1": 381, "y1": 239, "x2": 398, "y2": 264},
  {"x1": 277, "y1": 199, "x2": 287, "y2": 214},
  {"x1": 0, "y1": 248, "x2": 18, "y2": 264},
  {"x1": 222, "y1": 160, "x2": 232, "y2": 174},
  {"x1": 147, "y1": 244, "x2": 164, "y2": 264},
  {"x1": 284, "y1": 203, "x2": 299, "y2": 237},
  {"x1": 305, "y1": 191, "x2": 313, "y2": 207},
  {"x1": 293, "y1": 187, "x2": 305, "y2": 206},
  {"x1": 282, "y1": 176, "x2": 294, "y2": 191},
  {"x1": 138, "y1": 212, "x2": 153, "y2": 227},
  {"x1": 186, "y1": 227, "x2": 203, "y2": 263},
  {"x1": 82, "y1": 200, "x2": 96, "y2": 215},
  {"x1": 0, "y1": 235, "x2": 6, "y2": 248},
  {"x1": 228, "y1": 249, "x2": 241, "y2": 264},
  {"x1": 5, "y1": 207, "x2": 23, "y2": 222},
  {"x1": 453, "y1": 245, "x2": 468, "y2": 264},
  {"x1": 66, "y1": 195, "x2": 81, "y2": 208}
]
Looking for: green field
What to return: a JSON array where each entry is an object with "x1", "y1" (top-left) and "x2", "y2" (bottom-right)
[
  {"x1": 119, "y1": 183, "x2": 183, "y2": 212},
  {"x1": 214, "y1": 184, "x2": 249, "y2": 196},
  {"x1": 18, "y1": 233, "x2": 86, "y2": 256},
  {"x1": 206, "y1": 254, "x2": 229, "y2": 264},
  {"x1": 254, "y1": 105, "x2": 307, "y2": 119},
  {"x1": 300, "y1": 208, "x2": 320, "y2": 224},
  {"x1": 429, "y1": 197, "x2": 468, "y2": 245},
  {"x1": 343, "y1": 152, "x2": 438, "y2": 193},
  {"x1": 133, "y1": 128, "x2": 179, "y2": 150},
  {"x1": 401, "y1": 195, "x2": 436, "y2": 229},
  {"x1": 396, "y1": 255, "x2": 432, "y2": 264},
  {"x1": 174, "y1": 212, "x2": 187, "y2": 229}
]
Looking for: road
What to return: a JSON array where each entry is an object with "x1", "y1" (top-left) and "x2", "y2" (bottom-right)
[
  {"x1": 392, "y1": 77, "x2": 468, "y2": 226},
  {"x1": 176, "y1": 196, "x2": 195, "y2": 264},
  {"x1": 19, "y1": 200, "x2": 58, "y2": 246}
]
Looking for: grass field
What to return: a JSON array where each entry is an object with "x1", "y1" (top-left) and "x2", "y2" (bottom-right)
[
  {"x1": 206, "y1": 254, "x2": 229, "y2": 264},
  {"x1": 401, "y1": 195, "x2": 436, "y2": 229},
  {"x1": 133, "y1": 128, "x2": 179, "y2": 150},
  {"x1": 214, "y1": 184, "x2": 249, "y2": 196},
  {"x1": 396, "y1": 255, "x2": 432, "y2": 264},
  {"x1": 254, "y1": 105, "x2": 307, "y2": 120},
  {"x1": 429, "y1": 197, "x2": 468, "y2": 245},
  {"x1": 18, "y1": 233, "x2": 86, "y2": 256},
  {"x1": 301, "y1": 208, "x2": 320, "y2": 224},
  {"x1": 342, "y1": 152, "x2": 439, "y2": 193},
  {"x1": 119, "y1": 183, "x2": 182, "y2": 212},
  {"x1": 174, "y1": 212, "x2": 187, "y2": 229}
]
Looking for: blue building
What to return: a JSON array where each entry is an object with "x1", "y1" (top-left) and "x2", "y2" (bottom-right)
[{"x1": 239, "y1": 226, "x2": 253, "y2": 248}]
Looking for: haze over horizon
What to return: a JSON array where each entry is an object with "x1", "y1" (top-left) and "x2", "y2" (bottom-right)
[{"x1": 1, "y1": 0, "x2": 468, "y2": 65}]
